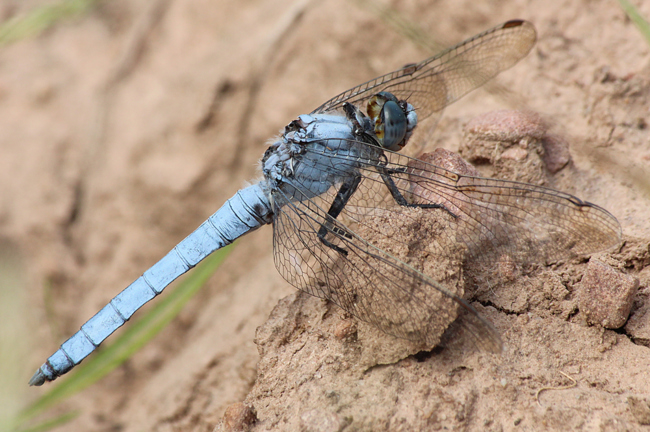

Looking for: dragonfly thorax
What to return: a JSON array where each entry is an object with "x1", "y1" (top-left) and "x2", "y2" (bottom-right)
[
  {"x1": 262, "y1": 114, "x2": 354, "y2": 180},
  {"x1": 261, "y1": 113, "x2": 361, "y2": 193},
  {"x1": 262, "y1": 90, "x2": 418, "y2": 188}
]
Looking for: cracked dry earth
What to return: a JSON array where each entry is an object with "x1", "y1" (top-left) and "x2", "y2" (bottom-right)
[{"x1": 3, "y1": 0, "x2": 650, "y2": 431}]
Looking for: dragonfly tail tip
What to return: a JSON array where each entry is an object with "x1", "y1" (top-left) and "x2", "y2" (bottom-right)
[{"x1": 28, "y1": 369, "x2": 47, "y2": 386}]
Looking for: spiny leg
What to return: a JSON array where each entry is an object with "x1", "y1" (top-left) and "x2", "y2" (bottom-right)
[
  {"x1": 317, "y1": 175, "x2": 362, "y2": 256},
  {"x1": 378, "y1": 166, "x2": 458, "y2": 217}
]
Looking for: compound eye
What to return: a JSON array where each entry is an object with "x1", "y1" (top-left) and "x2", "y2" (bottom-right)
[
  {"x1": 379, "y1": 100, "x2": 407, "y2": 151},
  {"x1": 367, "y1": 91, "x2": 398, "y2": 119},
  {"x1": 366, "y1": 92, "x2": 407, "y2": 151}
]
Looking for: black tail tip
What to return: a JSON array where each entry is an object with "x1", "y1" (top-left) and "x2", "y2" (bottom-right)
[{"x1": 29, "y1": 369, "x2": 47, "y2": 386}]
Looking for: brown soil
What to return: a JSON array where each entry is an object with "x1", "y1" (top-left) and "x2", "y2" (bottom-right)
[{"x1": 3, "y1": 0, "x2": 650, "y2": 431}]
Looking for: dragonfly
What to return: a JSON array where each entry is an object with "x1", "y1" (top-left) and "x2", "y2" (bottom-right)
[{"x1": 30, "y1": 20, "x2": 621, "y2": 386}]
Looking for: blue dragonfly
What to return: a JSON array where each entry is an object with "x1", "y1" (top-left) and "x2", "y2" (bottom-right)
[{"x1": 30, "y1": 20, "x2": 621, "y2": 386}]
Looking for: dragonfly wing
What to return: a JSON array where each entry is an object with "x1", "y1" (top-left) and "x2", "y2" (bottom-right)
[
  {"x1": 387, "y1": 149, "x2": 622, "y2": 267},
  {"x1": 269, "y1": 139, "x2": 620, "y2": 350},
  {"x1": 312, "y1": 20, "x2": 536, "y2": 121},
  {"x1": 270, "y1": 140, "x2": 503, "y2": 351}
]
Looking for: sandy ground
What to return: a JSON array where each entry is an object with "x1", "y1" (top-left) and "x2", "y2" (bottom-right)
[{"x1": 2, "y1": 0, "x2": 650, "y2": 431}]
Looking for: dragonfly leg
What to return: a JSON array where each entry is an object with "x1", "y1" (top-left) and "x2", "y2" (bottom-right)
[
  {"x1": 378, "y1": 167, "x2": 458, "y2": 218},
  {"x1": 317, "y1": 175, "x2": 362, "y2": 255}
]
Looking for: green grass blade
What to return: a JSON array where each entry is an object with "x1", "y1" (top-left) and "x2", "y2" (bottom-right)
[
  {"x1": 18, "y1": 245, "x2": 232, "y2": 424},
  {"x1": 0, "y1": 0, "x2": 98, "y2": 47},
  {"x1": 12, "y1": 411, "x2": 79, "y2": 432},
  {"x1": 616, "y1": 0, "x2": 650, "y2": 45}
]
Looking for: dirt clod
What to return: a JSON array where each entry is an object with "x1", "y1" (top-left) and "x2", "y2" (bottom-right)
[
  {"x1": 578, "y1": 259, "x2": 639, "y2": 329},
  {"x1": 461, "y1": 110, "x2": 549, "y2": 184},
  {"x1": 216, "y1": 403, "x2": 257, "y2": 432}
]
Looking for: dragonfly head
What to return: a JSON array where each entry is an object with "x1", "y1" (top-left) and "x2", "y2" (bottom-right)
[{"x1": 366, "y1": 91, "x2": 418, "y2": 152}]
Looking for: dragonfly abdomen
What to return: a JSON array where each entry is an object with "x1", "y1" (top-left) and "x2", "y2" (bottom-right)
[{"x1": 29, "y1": 184, "x2": 273, "y2": 386}]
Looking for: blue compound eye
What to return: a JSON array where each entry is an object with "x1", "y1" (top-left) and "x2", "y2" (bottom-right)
[
  {"x1": 367, "y1": 92, "x2": 408, "y2": 151},
  {"x1": 379, "y1": 99, "x2": 408, "y2": 151}
]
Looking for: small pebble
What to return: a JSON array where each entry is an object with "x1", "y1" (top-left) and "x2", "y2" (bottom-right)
[
  {"x1": 578, "y1": 260, "x2": 639, "y2": 329},
  {"x1": 220, "y1": 402, "x2": 257, "y2": 432},
  {"x1": 541, "y1": 134, "x2": 571, "y2": 173},
  {"x1": 334, "y1": 317, "x2": 357, "y2": 340}
]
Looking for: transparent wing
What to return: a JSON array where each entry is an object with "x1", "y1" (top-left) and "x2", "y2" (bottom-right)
[
  {"x1": 270, "y1": 139, "x2": 621, "y2": 349},
  {"x1": 270, "y1": 163, "x2": 501, "y2": 350},
  {"x1": 311, "y1": 20, "x2": 536, "y2": 121},
  {"x1": 395, "y1": 152, "x2": 622, "y2": 266}
]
